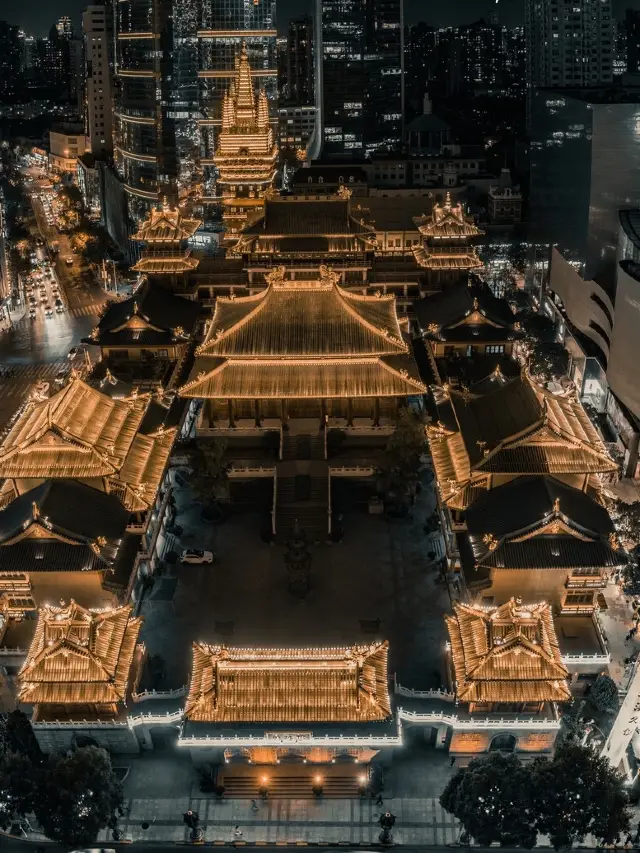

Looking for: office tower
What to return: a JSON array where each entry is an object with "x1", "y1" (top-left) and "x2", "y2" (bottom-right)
[
  {"x1": 457, "y1": 20, "x2": 505, "y2": 93},
  {"x1": 283, "y1": 16, "x2": 314, "y2": 105},
  {"x1": 0, "y1": 22, "x2": 22, "y2": 99},
  {"x1": 83, "y1": 5, "x2": 113, "y2": 155},
  {"x1": 317, "y1": 0, "x2": 403, "y2": 158},
  {"x1": 113, "y1": 0, "x2": 175, "y2": 222},
  {"x1": 525, "y1": 0, "x2": 613, "y2": 88},
  {"x1": 69, "y1": 36, "x2": 85, "y2": 116},
  {"x1": 530, "y1": 87, "x2": 640, "y2": 282},
  {"x1": 626, "y1": 9, "x2": 640, "y2": 74}
]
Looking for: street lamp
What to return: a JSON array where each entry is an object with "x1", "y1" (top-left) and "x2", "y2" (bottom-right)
[{"x1": 379, "y1": 811, "x2": 396, "y2": 844}]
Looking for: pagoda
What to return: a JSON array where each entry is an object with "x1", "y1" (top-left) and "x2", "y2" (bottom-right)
[
  {"x1": 131, "y1": 203, "x2": 202, "y2": 288},
  {"x1": 19, "y1": 600, "x2": 143, "y2": 721},
  {"x1": 207, "y1": 42, "x2": 277, "y2": 237},
  {"x1": 413, "y1": 192, "x2": 484, "y2": 285}
]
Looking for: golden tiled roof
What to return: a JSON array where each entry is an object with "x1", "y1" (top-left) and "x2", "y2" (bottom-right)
[
  {"x1": 131, "y1": 256, "x2": 200, "y2": 273},
  {"x1": 428, "y1": 373, "x2": 616, "y2": 507},
  {"x1": 180, "y1": 266, "x2": 425, "y2": 400},
  {"x1": 413, "y1": 247, "x2": 484, "y2": 270},
  {"x1": 413, "y1": 193, "x2": 484, "y2": 239},
  {"x1": 446, "y1": 599, "x2": 570, "y2": 704},
  {"x1": 114, "y1": 426, "x2": 177, "y2": 510},
  {"x1": 185, "y1": 641, "x2": 392, "y2": 723},
  {"x1": 0, "y1": 379, "x2": 149, "y2": 479},
  {"x1": 18, "y1": 601, "x2": 142, "y2": 706},
  {"x1": 131, "y1": 205, "x2": 201, "y2": 243}
]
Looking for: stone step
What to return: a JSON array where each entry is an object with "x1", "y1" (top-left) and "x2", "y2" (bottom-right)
[{"x1": 219, "y1": 774, "x2": 364, "y2": 799}]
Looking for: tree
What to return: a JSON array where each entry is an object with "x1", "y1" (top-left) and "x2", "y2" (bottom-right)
[
  {"x1": 377, "y1": 408, "x2": 428, "y2": 507},
  {"x1": 33, "y1": 746, "x2": 124, "y2": 847},
  {"x1": 527, "y1": 340, "x2": 570, "y2": 383},
  {"x1": 531, "y1": 742, "x2": 630, "y2": 849},
  {"x1": 609, "y1": 498, "x2": 640, "y2": 550},
  {"x1": 440, "y1": 752, "x2": 536, "y2": 848},
  {"x1": 0, "y1": 752, "x2": 37, "y2": 829},
  {"x1": 189, "y1": 438, "x2": 229, "y2": 506},
  {"x1": 588, "y1": 674, "x2": 620, "y2": 715},
  {"x1": 0, "y1": 710, "x2": 43, "y2": 763}
]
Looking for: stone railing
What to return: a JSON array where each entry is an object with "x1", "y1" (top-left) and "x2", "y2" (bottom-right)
[
  {"x1": 328, "y1": 465, "x2": 375, "y2": 477},
  {"x1": 394, "y1": 684, "x2": 455, "y2": 702},
  {"x1": 561, "y1": 652, "x2": 611, "y2": 665},
  {"x1": 0, "y1": 647, "x2": 27, "y2": 656},
  {"x1": 131, "y1": 686, "x2": 187, "y2": 703},
  {"x1": 228, "y1": 465, "x2": 276, "y2": 478},
  {"x1": 32, "y1": 718, "x2": 129, "y2": 728},
  {"x1": 398, "y1": 708, "x2": 560, "y2": 731}
]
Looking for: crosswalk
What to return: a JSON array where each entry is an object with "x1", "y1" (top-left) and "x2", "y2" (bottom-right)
[
  {"x1": 0, "y1": 361, "x2": 69, "y2": 400},
  {"x1": 69, "y1": 304, "x2": 105, "y2": 318}
]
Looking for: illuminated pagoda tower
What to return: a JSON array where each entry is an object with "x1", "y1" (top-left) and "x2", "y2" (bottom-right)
[
  {"x1": 413, "y1": 192, "x2": 484, "y2": 287},
  {"x1": 131, "y1": 203, "x2": 202, "y2": 289},
  {"x1": 179, "y1": 265, "x2": 425, "y2": 541},
  {"x1": 18, "y1": 600, "x2": 145, "y2": 752},
  {"x1": 180, "y1": 641, "x2": 396, "y2": 773},
  {"x1": 206, "y1": 42, "x2": 277, "y2": 238}
]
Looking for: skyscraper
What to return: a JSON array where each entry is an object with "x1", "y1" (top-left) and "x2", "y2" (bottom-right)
[
  {"x1": 625, "y1": 9, "x2": 640, "y2": 74},
  {"x1": 283, "y1": 16, "x2": 314, "y2": 105},
  {"x1": 525, "y1": 0, "x2": 613, "y2": 89},
  {"x1": 83, "y1": 4, "x2": 113, "y2": 155},
  {"x1": 316, "y1": 0, "x2": 403, "y2": 158},
  {"x1": 0, "y1": 22, "x2": 22, "y2": 99},
  {"x1": 113, "y1": 0, "x2": 175, "y2": 221}
]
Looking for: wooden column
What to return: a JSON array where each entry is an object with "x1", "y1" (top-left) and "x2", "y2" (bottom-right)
[
  {"x1": 347, "y1": 398, "x2": 353, "y2": 427},
  {"x1": 373, "y1": 397, "x2": 380, "y2": 427},
  {"x1": 320, "y1": 398, "x2": 327, "y2": 428},
  {"x1": 254, "y1": 399, "x2": 261, "y2": 427},
  {"x1": 228, "y1": 399, "x2": 235, "y2": 428},
  {"x1": 281, "y1": 399, "x2": 289, "y2": 429}
]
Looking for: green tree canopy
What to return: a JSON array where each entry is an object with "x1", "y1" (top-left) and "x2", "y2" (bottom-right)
[
  {"x1": 377, "y1": 407, "x2": 428, "y2": 506},
  {"x1": 531, "y1": 742, "x2": 630, "y2": 849},
  {"x1": 33, "y1": 746, "x2": 124, "y2": 847},
  {"x1": 0, "y1": 709, "x2": 42, "y2": 763},
  {"x1": 440, "y1": 752, "x2": 536, "y2": 848},
  {"x1": 609, "y1": 498, "x2": 640, "y2": 550},
  {"x1": 588, "y1": 674, "x2": 620, "y2": 715},
  {"x1": 0, "y1": 752, "x2": 37, "y2": 829},
  {"x1": 527, "y1": 340, "x2": 570, "y2": 384},
  {"x1": 189, "y1": 438, "x2": 229, "y2": 506}
]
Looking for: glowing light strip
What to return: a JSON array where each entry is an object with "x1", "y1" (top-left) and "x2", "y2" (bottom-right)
[
  {"x1": 114, "y1": 112, "x2": 156, "y2": 125},
  {"x1": 197, "y1": 69, "x2": 277, "y2": 79},
  {"x1": 124, "y1": 184, "x2": 159, "y2": 200},
  {"x1": 118, "y1": 70, "x2": 157, "y2": 78},
  {"x1": 197, "y1": 29, "x2": 277, "y2": 38},
  {"x1": 116, "y1": 146, "x2": 157, "y2": 163},
  {"x1": 117, "y1": 32, "x2": 158, "y2": 39}
]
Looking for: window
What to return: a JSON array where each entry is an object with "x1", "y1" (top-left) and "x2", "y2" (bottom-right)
[{"x1": 485, "y1": 344, "x2": 505, "y2": 355}]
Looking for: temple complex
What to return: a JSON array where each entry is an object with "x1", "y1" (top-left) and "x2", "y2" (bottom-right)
[
  {"x1": 131, "y1": 205, "x2": 202, "y2": 288},
  {"x1": 412, "y1": 193, "x2": 484, "y2": 285},
  {"x1": 202, "y1": 44, "x2": 277, "y2": 238}
]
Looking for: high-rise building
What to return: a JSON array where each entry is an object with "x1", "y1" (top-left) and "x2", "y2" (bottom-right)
[
  {"x1": 0, "y1": 22, "x2": 22, "y2": 99},
  {"x1": 83, "y1": 5, "x2": 113, "y2": 155},
  {"x1": 316, "y1": 0, "x2": 403, "y2": 158},
  {"x1": 283, "y1": 16, "x2": 314, "y2": 105},
  {"x1": 626, "y1": 9, "x2": 640, "y2": 74},
  {"x1": 113, "y1": 0, "x2": 175, "y2": 222},
  {"x1": 525, "y1": 0, "x2": 613, "y2": 89}
]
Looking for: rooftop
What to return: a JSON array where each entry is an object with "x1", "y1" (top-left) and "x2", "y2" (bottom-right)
[
  {"x1": 415, "y1": 279, "x2": 518, "y2": 332},
  {"x1": 446, "y1": 598, "x2": 571, "y2": 705},
  {"x1": 184, "y1": 641, "x2": 391, "y2": 724},
  {"x1": 131, "y1": 205, "x2": 201, "y2": 244},
  {"x1": 18, "y1": 600, "x2": 142, "y2": 706}
]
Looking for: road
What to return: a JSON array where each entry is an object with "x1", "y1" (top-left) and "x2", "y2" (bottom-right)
[{"x1": 0, "y1": 178, "x2": 107, "y2": 430}]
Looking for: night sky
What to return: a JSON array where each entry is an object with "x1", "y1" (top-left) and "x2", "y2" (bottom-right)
[{"x1": 5, "y1": 0, "x2": 640, "y2": 38}]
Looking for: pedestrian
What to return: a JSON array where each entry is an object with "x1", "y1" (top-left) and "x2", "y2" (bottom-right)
[
  {"x1": 250, "y1": 799, "x2": 258, "y2": 812},
  {"x1": 450, "y1": 756, "x2": 456, "y2": 766},
  {"x1": 234, "y1": 826, "x2": 243, "y2": 838},
  {"x1": 375, "y1": 794, "x2": 384, "y2": 806}
]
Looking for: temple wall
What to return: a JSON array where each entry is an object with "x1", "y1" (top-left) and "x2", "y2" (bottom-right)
[
  {"x1": 32, "y1": 723, "x2": 141, "y2": 755},
  {"x1": 449, "y1": 728, "x2": 558, "y2": 760}
]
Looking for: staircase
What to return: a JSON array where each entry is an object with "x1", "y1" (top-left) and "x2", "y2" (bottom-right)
[
  {"x1": 274, "y1": 430, "x2": 329, "y2": 543},
  {"x1": 219, "y1": 772, "x2": 364, "y2": 799}
]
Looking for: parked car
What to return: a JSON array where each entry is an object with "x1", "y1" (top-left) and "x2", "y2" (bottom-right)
[
  {"x1": 54, "y1": 369, "x2": 67, "y2": 386},
  {"x1": 181, "y1": 549, "x2": 214, "y2": 565},
  {"x1": 67, "y1": 346, "x2": 80, "y2": 360}
]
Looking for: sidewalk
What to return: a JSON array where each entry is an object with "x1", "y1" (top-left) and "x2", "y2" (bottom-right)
[{"x1": 97, "y1": 796, "x2": 461, "y2": 846}]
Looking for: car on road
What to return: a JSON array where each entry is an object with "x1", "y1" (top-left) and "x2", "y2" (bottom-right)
[
  {"x1": 181, "y1": 549, "x2": 214, "y2": 565},
  {"x1": 54, "y1": 297, "x2": 63, "y2": 307},
  {"x1": 44, "y1": 306, "x2": 53, "y2": 317},
  {"x1": 54, "y1": 369, "x2": 68, "y2": 386},
  {"x1": 67, "y1": 346, "x2": 80, "y2": 360},
  {"x1": 29, "y1": 309, "x2": 36, "y2": 320}
]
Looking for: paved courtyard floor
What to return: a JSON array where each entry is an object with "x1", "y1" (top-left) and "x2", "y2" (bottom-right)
[{"x1": 138, "y1": 476, "x2": 449, "y2": 689}]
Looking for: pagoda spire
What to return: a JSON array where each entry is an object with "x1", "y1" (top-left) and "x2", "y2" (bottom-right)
[
  {"x1": 257, "y1": 89, "x2": 269, "y2": 130},
  {"x1": 235, "y1": 41, "x2": 256, "y2": 121},
  {"x1": 222, "y1": 89, "x2": 234, "y2": 131}
]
